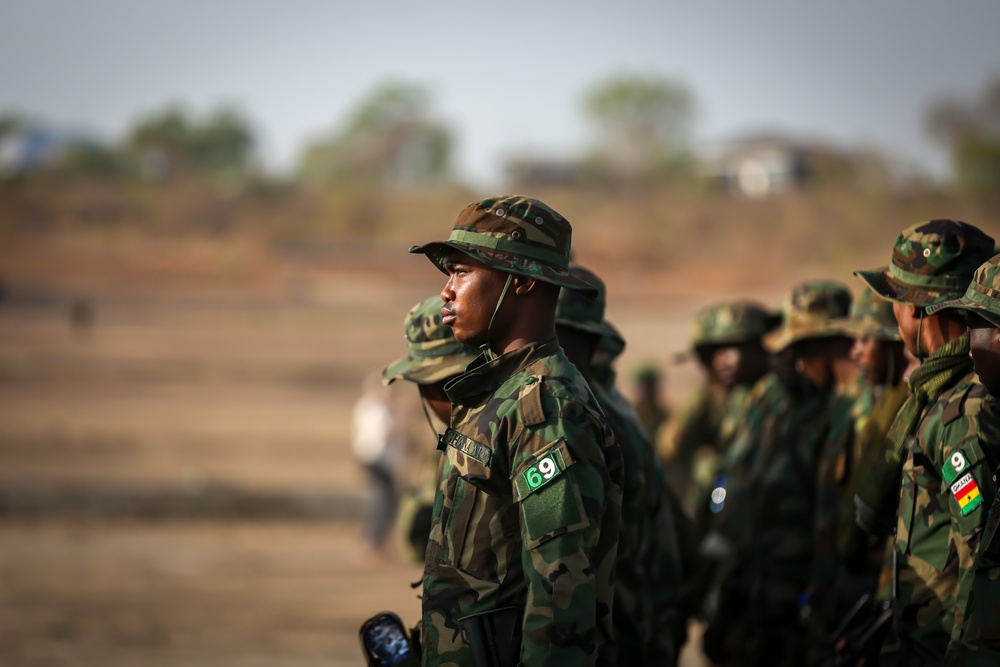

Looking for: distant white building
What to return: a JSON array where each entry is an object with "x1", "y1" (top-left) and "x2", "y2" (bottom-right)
[{"x1": 701, "y1": 134, "x2": 809, "y2": 197}]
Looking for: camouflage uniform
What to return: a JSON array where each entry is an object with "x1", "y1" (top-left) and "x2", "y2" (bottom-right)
[
  {"x1": 660, "y1": 302, "x2": 779, "y2": 511},
  {"x1": 704, "y1": 281, "x2": 852, "y2": 667},
  {"x1": 833, "y1": 291, "x2": 908, "y2": 608},
  {"x1": 556, "y1": 265, "x2": 690, "y2": 666},
  {"x1": 926, "y1": 253, "x2": 1000, "y2": 664},
  {"x1": 382, "y1": 296, "x2": 481, "y2": 563},
  {"x1": 855, "y1": 219, "x2": 998, "y2": 664},
  {"x1": 409, "y1": 196, "x2": 624, "y2": 666},
  {"x1": 629, "y1": 363, "x2": 669, "y2": 442}
]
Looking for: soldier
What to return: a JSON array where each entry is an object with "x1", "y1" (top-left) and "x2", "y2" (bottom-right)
[
  {"x1": 554, "y1": 264, "x2": 691, "y2": 666},
  {"x1": 854, "y1": 219, "x2": 998, "y2": 664},
  {"x1": 922, "y1": 253, "x2": 1000, "y2": 665},
  {"x1": 703, "y1": 280, "x2": 852, "y2": 667},
  {"x1": 630, "y1": 364, "x2": 670, "y2": 441},
  {"x1": 809, "y1": 290, "x2": 912, "y2": 664},
  {"x1": 833, "y1": 291, "x2": 909, "y2": 605},
  {"x1": 382, "y1": 296, "x2": 480, "y2": 562},
  {"x1": 408, "y1": 195, "x2": 624, "y2": 666},
  {"x1": 659, "y1": 302, "x2": 777, "y2": 511}
]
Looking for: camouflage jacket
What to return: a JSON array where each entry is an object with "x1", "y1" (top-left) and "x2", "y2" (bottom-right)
[
  {"x1": 703, "y1": 372, "x2": 833, "y2": 666},
  {"x1": 690, "y1": 383, "x2": 752, "y2": 540},
  {"x1": 810, "y1": 377, "x2": 864, "y2": 619},
  {"x1": 658, "y1": 381, "x2": 729, "y2": 504},
  {"x1": 894, "y1": 366, "x2": 1000, "y2": 664},
  {"x1": 593, "y1": 381, "x2": 689, "y2": 666},
  {"x1": 746, "y1": 375, "x2": 832, "y2": 615},
  {"x1": 949, "y1": 396, "x2": 1000, "y2": 665},
  {"x1": 837, "y1": 382, "x2": 909, "y2": 577},
  {"x1": 421, "y1": 339, "x2": 623, "y2": 667}
]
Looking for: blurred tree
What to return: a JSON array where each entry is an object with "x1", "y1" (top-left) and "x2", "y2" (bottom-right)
[
  {"x1": 925, "y1": 74, "x2": 1000, "y2": 205},
  {"x1": 582, "y1": 73, "x2": 696, "y2": 184},
  {"x1": 297, "y1": 80, "x2": 453, "y2": 188},
  {"x1": 0, "y1": 112, "x2": 28, "y2": 139},
  {"x1": 125, "y1": 105, "x2": 256, "y2": 182},
  {"x1": 190, "y1": 109, "x2": 256, "y2": 176}
]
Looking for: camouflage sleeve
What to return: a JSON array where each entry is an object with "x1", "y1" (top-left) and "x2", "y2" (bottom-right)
[
  {"x1": 938, "y1": 390, "x2": 1000, "y2": 645},
  {"x1": 511, "y1": 402, "x2": 618, "y2": 666}
]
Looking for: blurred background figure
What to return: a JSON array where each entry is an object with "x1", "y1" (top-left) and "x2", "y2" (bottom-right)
[
  {"x1": 822, "y1": 288, "x2": 909, "y2": 664},
  {"x1": 381, "y1": 295, "x2": 479, "y2": 564},
  {"x1": 556, "y1": 265, "x2": 696, "y2": 666},
  {"x1": 658, "y1": 301, "x2": 777, "y2": 513},
  {"x1": 351, "y1": 371, "x2": 405, "y2": 562},
  {"x1": 630, "y1": 362, "x2": 670, "y2": 441},
  {"x1": 702, "y1": 280, "x2": 852, "y2": 667}
]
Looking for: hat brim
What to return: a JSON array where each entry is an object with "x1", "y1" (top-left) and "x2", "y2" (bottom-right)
[
  {"x1": 830, "y1": 318, "x2": 902, "y2": 342},
  {"x1": 410, "y1": 241, "x2": 598, "y2": 300},
  {"x1": 555, "y1": 316, "x2": 622, "y2": 344},
  {"x1": 763, "y1": 323, "x2": 851, "y2": 353},
  {"x1": 382, "y1": 355, "x2": 474, "y2": 386},
  {"x1": 927, "y1": 297, "x2": 1000, "y2": 328},
  {"x1": 854, "y1": 267, "x2": 963, "y2": 308}
]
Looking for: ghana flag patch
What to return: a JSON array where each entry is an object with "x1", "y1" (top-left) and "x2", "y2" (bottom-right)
[{"x1": 950, "y1": 472, "x2": 983, "y2": 515}]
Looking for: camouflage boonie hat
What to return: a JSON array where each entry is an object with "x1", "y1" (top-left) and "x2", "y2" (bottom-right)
[
  {"x1": 555, "y1": 265, "x2": 623, "y2": 346},
  {"x1": 631, "y1": 362, "x2": 660, "y2": 382},
  {"x1": 927, "y1": 253, "x2": 1000, "y2": 328},
  {"x1": 832, "y1": 288, "x2": 902, "y2": 341},
  {"x1": 382, "y1": 296, "x2": 480, "y2": 385},
  {"x1": 409, "y1": 195, "x2": 597, "y2": 299},
  {"x1": 764, "y1": 280, "x2": 853, "y2": 353},
  {"x1": 854, "y1": 219, "x2": 995, "y2": 307},
  {"x1": 676, "y1": 301, "x2": 780, "y2": 362}
]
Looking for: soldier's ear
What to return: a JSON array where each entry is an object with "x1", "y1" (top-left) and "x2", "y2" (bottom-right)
[{"x1": 511, "y1": 276, "x2": 539, "y2": 296}]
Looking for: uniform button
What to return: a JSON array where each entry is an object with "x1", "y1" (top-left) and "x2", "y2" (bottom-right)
[{"x1": 535, "y1": 216, "x2": 544, "y2": 225}]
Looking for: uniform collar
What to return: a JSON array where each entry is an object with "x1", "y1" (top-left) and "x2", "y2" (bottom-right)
[{"x1": 444, "y1": 338, "x2": 559, "y2": 402}]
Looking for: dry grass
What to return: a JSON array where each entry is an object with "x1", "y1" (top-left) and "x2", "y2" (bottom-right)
[{"x1": 0, "y1": 179, "x2": 996, "y2": 664}]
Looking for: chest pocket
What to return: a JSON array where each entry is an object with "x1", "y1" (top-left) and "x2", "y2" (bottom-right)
[
  {"x1": 512, "y1": 439, "x2": 590, "y2": 551},
  {"x1": 900, "y1": 445, "x2": 951, "y2": 570},
  {"x1": 438, "y1": 428, "x2": 501, "y2": 580}
]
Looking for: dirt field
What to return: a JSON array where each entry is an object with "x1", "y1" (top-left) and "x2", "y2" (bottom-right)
[{"x1": 0, "y1": 222, "x2": 886, "y2": 666}]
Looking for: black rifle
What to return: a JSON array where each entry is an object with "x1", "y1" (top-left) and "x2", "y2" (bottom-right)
[
  {"x1": 458, "y1": 606, "x2": 521, "y2": 667},
  {"x1": 818, "y1": 594, "x2": 893, "y2": 667}
]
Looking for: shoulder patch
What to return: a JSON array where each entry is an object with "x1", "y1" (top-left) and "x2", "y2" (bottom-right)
[
  {"x1": 942, "y1": 449, "x2": 970, "y2": 484},
  {"x1": 519, "y1": 375, "x2": 546, "y2": 427},
  {"x1": 950, "y1": 472, "x2": 984, "y2": 515}
]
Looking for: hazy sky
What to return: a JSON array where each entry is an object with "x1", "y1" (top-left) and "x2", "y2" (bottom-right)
[{"x1": 2, "y1": 0, "x2": 998, "y2": 187}]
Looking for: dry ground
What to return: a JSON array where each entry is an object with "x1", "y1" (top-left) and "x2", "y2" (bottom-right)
[{"x1": 0, "y1": 226, "x2": 875, "y2": 666}]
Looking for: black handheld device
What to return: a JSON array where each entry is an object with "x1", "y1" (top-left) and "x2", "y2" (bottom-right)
[{"x1": 359, "y1": 611, "x2": 420, "y2": 667}]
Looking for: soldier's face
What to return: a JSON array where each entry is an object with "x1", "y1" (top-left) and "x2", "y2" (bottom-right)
[
  {"x1": 851, "y1": 335, "x2": 885, "y2": 385},
  {"x1": 440, "y1": 250, "x2": 509, "y2": 347},
  {"x1": 892, "y1": 303, "x2": 921, "y2": 358},
  {"x1": 966, "y1": 312, "x2": 1000, "y2": 397},
  {"x1": 711, "y1": 343, "x2": 766, "y2": 389}
]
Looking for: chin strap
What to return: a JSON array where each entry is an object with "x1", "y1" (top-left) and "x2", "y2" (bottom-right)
[
  {"x1": 916, "y1": 311, "x2": 925, "y2": 362},
  {"x1": 419, "y1": 395, "x2": 441, "y2": 442},
  {"x1": 480, "y1": 274, "x2": 513, "y2": 362}
]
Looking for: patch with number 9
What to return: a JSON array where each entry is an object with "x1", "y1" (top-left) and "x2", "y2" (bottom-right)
[{"x1": 521, "y1": 452, "x2": 563, "y2": 492}]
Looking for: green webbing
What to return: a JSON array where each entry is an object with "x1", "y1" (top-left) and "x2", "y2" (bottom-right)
[{"x1": 481, "y1": 274, "x2": 513, "y2": 362}]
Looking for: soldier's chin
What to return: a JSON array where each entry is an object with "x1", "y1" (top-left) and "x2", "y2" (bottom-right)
[{"x1": 452, "y1": 327, "x2": 486, "y2": 349}]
